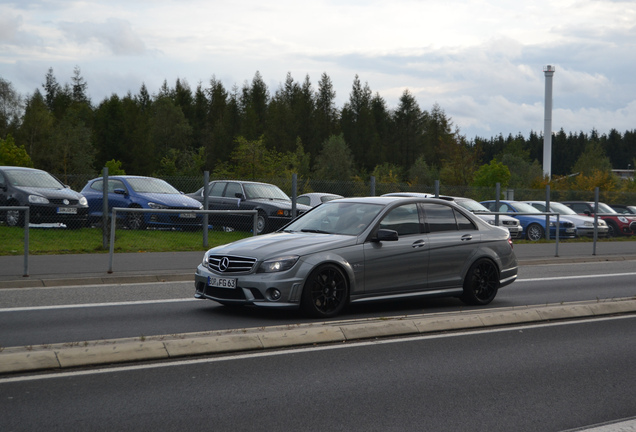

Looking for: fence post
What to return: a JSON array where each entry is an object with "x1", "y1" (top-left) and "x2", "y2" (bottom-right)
[
  {"x1": 23, "y1": 207, "x2": 29, "y2": 277},
  {"x1": 292, "y1": 173, "x2": 297, "y2": 218},
  {"x1": 370, "y1": 176, "x2": 375, "y2": 196},
  {"x1": 593, "y1": 187, "x2": 599, "y2": 256},
  {"x1": 545, "y1": 184, "x2": 551, "y2": 240},
  {"x1": 203, "y1": 171, "x2": 209, "y2": 248},
  {"x1": 102, "y1": 167, "x2": 109, "y2": 249},
  {"x1": 108, "y1": 208, "x2": 117, "y2": 273},
  {"x1": 495, "y1": 183, "x2": 500, "y2": 226},
  {"x1": 434, "y1": 180, "x2": 439, "y2": 198}
]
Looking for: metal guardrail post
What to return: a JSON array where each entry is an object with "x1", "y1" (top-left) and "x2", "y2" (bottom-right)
[
  {"x1": 108, "y1": 208, "x2": 117, "y2": 273},
  {"x1": 23, "y1": 207, "x2": 29, "y2": 277},
  {"x1": 203, "y1": 171, "x2": 209, "y2": 248},
  {"x1": 370, "y1": 176, "x2": 376, "y2": 196},
  {"x1": 292, "y1": 174, "x2": 297, "y2": 218},
  {"x1": 593, "y1": 187, "x2": 599, "y2": 256},
  {"x1": 102, "y1": 167, "x2": 109, "y2": 249}
]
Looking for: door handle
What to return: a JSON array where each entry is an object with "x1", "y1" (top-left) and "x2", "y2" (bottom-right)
[
  {"x1": 412, "y1": 239, "x2": 426, "y2": 248},
  {"x1": 461, "y1": 234, "x2": 473, "y2": 241}
]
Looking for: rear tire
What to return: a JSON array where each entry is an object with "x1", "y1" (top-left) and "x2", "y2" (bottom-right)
[{"x1": 461, "y1": 258, "x2": 499, "y2": 306}]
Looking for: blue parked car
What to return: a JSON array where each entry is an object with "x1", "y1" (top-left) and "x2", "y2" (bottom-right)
[
  {"x1": 81, "y1": 176, "x2": 203, "y2": 230},
  {"x1": 480, "y1": 200, "x2": 577, "y2": 241}
]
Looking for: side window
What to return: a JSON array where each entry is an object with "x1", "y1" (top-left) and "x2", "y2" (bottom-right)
[
  {"x1": 455, "y1": 209, "x2": 476, "y2": 231},
  {"x1": 109, "y1": 180, "x2": 126, "y2": 193},
  {"x1": 379, "y1": 204, "x2": 421, "y2": 236},
  {"x1": 297, "y1": 196, "x2": 310, "y2": 206},
  {"x1": 91, "y1": 180, "x2": 103, "y2": 191},
  {"x1": 424, "y1": 203, "x2": 459, "y2": 233},
  {"x1": 0, "y1": 171, "x2": 5, "y2": 185},
  {"x1": 483, "y1": 202, "x2": 495, "y2": 211},
  {"x1": 208, "y1": 182, "x2": 225, "y2": 197},
  {"x1": 224, "y1": 182, "x2": 243, "y2": 198},
  {"x1": 569, "y1": 203, "x2": 588, "y2": 213},
  {"x1": 533, "y1": 203, "x2": 546, "y2": 212}
]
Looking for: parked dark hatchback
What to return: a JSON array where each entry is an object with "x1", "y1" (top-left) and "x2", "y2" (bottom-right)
[
  {"x1": 0, "y1": 166, "x2": 88, "y2": 228},
  {"x1": 186, "y1": 180, "x2": 311, "y2": 234}
]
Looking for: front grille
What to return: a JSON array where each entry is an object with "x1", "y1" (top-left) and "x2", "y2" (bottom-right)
[
  {"x1": 49, "y1": 198, "x2": 80, "y2": 205},
  {"x1": 561, "y1": 221, "x2": 575, "y2": 228},
  {"x1": 207, "y1": 255, "x2": 256, "y2": 273},
  {"x1": 502, "y1": 220, "x2": 518, "y2": 226}
]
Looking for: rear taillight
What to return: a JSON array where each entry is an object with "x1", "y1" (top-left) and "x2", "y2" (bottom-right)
[{"x1": 508, "y1": 237, "x2": 514, "y2": 249}]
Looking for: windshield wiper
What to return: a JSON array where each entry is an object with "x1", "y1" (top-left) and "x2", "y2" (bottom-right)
[{"x1": 300, "y1": 229, "x2": 331, "y2": 234}]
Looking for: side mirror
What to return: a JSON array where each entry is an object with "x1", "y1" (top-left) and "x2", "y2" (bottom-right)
[
  {"x1": 113, "y1": 188, "x2": 127, "y2": 195},
  {"x1": 235, "y1": 193, "x2": 245, "y2": 199},
  {"x1": 372, "y1": 228, "x2": 399, "y2": 242}
]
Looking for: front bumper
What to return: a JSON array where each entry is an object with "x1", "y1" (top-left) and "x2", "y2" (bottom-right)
[{"x1": 194, "y1": 264, "x2": 304, "y2": 309}]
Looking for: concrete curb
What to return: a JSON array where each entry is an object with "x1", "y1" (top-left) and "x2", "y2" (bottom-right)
[{"x1": 2, "y1": 297, "x2": 635, "y2": 375}]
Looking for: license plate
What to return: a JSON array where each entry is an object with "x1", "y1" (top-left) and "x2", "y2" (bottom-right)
[
  {"x1": 179, "y1": 213, "x2": 196, "y2": 218},
  {"x1": 57, "y1": 207, "x2": 77, "y2": 214},
  {"x1": 566, "y1": 228, "x2": 575, "y2": 233},
  {"x1": 207, "y1": 276, "x2": 237, "y2": 289}
]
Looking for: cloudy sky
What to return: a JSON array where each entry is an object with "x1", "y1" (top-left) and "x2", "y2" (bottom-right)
[{"x1": 1, "y1": 0, "x2": 635, "y2": 140}]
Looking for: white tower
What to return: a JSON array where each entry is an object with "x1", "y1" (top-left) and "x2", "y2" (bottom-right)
[{"x1": 543, "y1": 65, "x2": 555, "y2": 179}]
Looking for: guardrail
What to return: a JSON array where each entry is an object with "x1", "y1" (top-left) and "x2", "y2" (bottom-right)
[
  {"x1": 107, "y1": 208, "x2": 258, "y2": 273},
  {"x1": 0, "y1": 206, "x2": 30, "y2": 277}
]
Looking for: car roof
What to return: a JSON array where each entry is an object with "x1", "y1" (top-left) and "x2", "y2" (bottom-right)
[{"x1": 0, "y1": 166, "x2": 44, "y2": 172}]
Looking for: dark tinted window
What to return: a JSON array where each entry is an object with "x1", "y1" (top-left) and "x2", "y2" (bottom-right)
[
  {"x1": 379, "y1": 204, "x2": 421, "y2": 236},
  {"x1": 208, "y1": 182, "x2": 225, "y2": 197},
  {"x1": 455, "y1": 209, "x2": 476, "y2": 230},
  {"x1": 568, "y1": 203, "x2": 590, "y2": 213},
  {"x1": 224, "y1": 182, "x2": 243, "y2": 198},
  {"x1": 424, "y1": 203, "x2": 458, "y2": 232}
]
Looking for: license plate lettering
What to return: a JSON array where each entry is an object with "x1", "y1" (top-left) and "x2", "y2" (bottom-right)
[
  {"x1": 180, "y1": 213, "x2": 196, "y2": 218},
  {"x1": 57, "y1": 207, "x2": 77, "y2": 214},
  {"x1": 207, "y1": 276, "x2": 236, "y2": 289}
]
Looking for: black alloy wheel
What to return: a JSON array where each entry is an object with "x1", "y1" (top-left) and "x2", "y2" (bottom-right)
[
  {"x1": 461, "y1": 258, "x2": 500, "y2": 306},
  {"x1": 301, "y1": 264, "x2": 349, "y2": 318},
  {"x1": 4, "y1": 204, "x2": 23, "y2": 227}
]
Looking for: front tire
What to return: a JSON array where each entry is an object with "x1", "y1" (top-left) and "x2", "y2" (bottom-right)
[
  {"x1": 301, "y1": 264, "x2": 349, "y2": 318},
  {"x1": 460, "y1": 258, "x2": 499, "y2": 306},
  {"x1": 606, "y1": 221, "x2": 620, "y2": 238},
  {"x1": 526, "y1": 223, "x2": 544, "y2": 241},
  {"x1": 126, "y1": 209, "x2": 145, "y2": 230},
  {"x1": 5, "y1": 204, "x2": 24, "y2": 227}
]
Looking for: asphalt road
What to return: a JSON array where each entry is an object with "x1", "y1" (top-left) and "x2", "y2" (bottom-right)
[
  {"x1": 2, "y1": 316, "x2": 635, "y2": 432},
  {"x1": 2, "y1": 259, "x2": 636, "y2": 348}
]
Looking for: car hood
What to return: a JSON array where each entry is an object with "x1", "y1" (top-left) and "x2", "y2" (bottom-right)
[
  {"x1": 558, "y1": 214, "x2": 602, "y2": 225},
  {"x1": 473, "y1": 213, "x2": 518, "y2": 224},
  {"x1": 17, "y1": 186, "x2": 83, "y2": 200},
  {"x1": 207, "y1": 231, "x2": 357, "y2": 259},
  {"x1": 141, "y1": 193, "x2": 202, "y2": 208}
]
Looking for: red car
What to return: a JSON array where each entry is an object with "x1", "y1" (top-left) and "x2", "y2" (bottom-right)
[{"x1": 561, "y1": 201, "x2": 636, "y2": 237}]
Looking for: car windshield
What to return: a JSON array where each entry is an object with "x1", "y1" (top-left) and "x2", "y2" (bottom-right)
[
  {"x1": 597, "y1": 202, "x2": 616, "y2": 213},
  {"x1": 511, "y1": 202, "x2": 541, "y2": 213},
  {"x1": 126, "y1": 178, "x2": 179, "y2": 194},
  {"x1": 456, "y1": 199, "x2": 489, "y2": 212},
  {"x1": 548, "y1": 202, "x2": 577, "y2": 215},
  {"x1": 284, "y1": 201, "x2": 384, "y2": 236},
  {"x1": 5, "y1": 170, "x2": 64, "y2": 189},
  {"x1": 244, "y1": 183, "x2": 290, "y2": 201}
]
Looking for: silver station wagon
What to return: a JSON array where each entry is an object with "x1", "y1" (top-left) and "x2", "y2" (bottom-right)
[{"x1": 194, "y1": 196, "x2": 518, "y2": 317}]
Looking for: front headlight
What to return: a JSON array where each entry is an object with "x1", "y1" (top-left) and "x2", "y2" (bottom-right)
[
  {"x1": 202, "y1": 253, "x2": 209, "y2": 267},
  {"x1": 598, "y1": 220, "x2": 607, "y2": 226},
  {"x1": 148, "y1": 202, "x2": 168, "y2": 209},
  {"x1": 28, "y1": 195, "x2": 49, "y2": 204},
  {"x1": 79, "y1": 196, "x2": 88, "y2": 206},
  {"x1": 618, "y1": 217, "x2": 628, "y2": 223},
  {"x1": 258, "y1": 255, "x2": 299, "y2": 273}
]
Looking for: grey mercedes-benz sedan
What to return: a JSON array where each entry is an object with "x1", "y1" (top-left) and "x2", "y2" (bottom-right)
[{"x1": 194, "y1": 196, "x2": 518, "y2": 318}]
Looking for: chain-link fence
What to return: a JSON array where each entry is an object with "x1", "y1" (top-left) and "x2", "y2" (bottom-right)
[{"x1": 2, "y1": 170, "x2": 636, "y2": 264}]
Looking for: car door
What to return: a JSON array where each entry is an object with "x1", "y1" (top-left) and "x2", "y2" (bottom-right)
[
  {"x1": 362, "y1": 203, "x2": 429, "y2": 295},
  {"x1": 424, "y1": 203, "x2": 481, "y2": 289}
]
